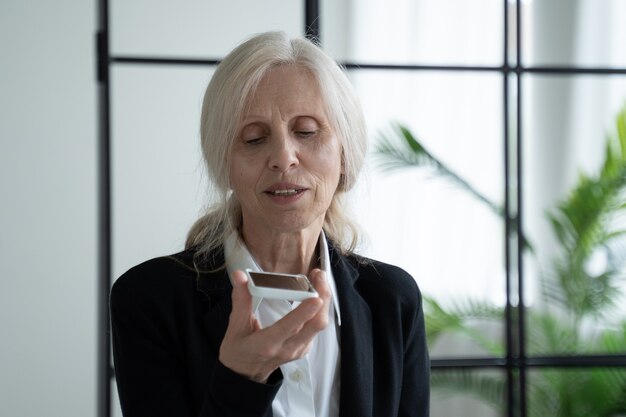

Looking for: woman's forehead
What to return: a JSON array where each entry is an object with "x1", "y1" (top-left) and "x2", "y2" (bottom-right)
[{"x1": 241, "y1": 66, "x2": 329, "y2": 123}]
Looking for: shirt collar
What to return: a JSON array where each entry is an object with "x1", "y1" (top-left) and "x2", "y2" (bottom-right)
[{"x1": 224, "y1": 230, "x2": 342, "y2": 326}]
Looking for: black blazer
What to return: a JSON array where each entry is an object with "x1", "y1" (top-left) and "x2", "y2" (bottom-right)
[{"x1": 111, "y1": 243, "x2": 430, "y2": 417}]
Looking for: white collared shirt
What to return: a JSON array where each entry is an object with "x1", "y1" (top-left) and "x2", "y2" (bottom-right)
[{"x1": 224, "y1": 231, "x2": 341, "y2": 417}]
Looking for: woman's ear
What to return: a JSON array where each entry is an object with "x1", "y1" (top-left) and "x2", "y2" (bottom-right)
[
  {"x1": 338, "y1": 152, "x2": 349, "y2": 191},
  {"x1": 338, "y1": 173, "x2": 347, "y2": 191},
  {"x1": 338, "y1": 151, "x2": 348, "y2": 190}
]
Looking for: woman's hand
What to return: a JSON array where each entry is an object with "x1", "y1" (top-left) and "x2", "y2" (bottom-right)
[{"x1": 218, "y1": 268, "x2": 331, "y2": 384}]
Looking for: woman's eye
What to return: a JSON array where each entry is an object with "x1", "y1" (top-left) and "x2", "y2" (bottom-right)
[
  {"x1": 295, "y1": 130, "x2": 317, "y2": 138},
  {"x1": 245, "y1": 137, "x2": 265, "y2": 145},
  {"x1": 240, "y1": 123, "x2": 267, "y2": 145}
]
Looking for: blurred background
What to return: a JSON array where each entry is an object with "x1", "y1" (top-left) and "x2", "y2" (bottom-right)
[{"x1": 2, "y1": 0, "x2": 626, "y2": 416}]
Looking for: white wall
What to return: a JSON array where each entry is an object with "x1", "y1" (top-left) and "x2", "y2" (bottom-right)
[{"x1": 0, "y1": 1, "x2": 97, "y2": 416}]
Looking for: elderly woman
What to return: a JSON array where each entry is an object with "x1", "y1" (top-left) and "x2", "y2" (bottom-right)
[{"x1": 111, "y1": 31, "x2": 430, "y2": 417}]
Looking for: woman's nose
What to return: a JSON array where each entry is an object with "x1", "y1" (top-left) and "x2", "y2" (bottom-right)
[{"x1": 268, "y1": 134, "x2": 299, "y2": 172}]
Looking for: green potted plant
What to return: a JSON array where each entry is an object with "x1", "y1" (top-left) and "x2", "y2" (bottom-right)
[{"x1": 375, "y1": 105, "x2": 626, "y2": 416}]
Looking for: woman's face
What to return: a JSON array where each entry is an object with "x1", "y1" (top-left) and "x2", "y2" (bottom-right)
[{"x1": 229, "y1": 65, "x2": 342, "y2": 237}]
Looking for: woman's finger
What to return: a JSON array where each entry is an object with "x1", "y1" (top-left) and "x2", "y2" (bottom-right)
[
  {"x1": 258, "y1": 270, "x2": 331, "y2": 352},
  {"x1": 308, "y1": 268, "x2": 331, "y2": 302},
  {"x1": 261, "y1": 296, "x2": 323, "y2": 339},
  {"x1": 278, "y1": 269, "x2": 331, "y2": 347},
  {"x1": 307, "y1": 268, "x2": 331, "y2": 327},
  {"x1": 227, "y1": 270, "x2": 255, "y2": 333}
]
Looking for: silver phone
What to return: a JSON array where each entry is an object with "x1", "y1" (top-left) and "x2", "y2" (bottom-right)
[{"x1": 245, "y1": 269, "x2": 319, "y2": 301}]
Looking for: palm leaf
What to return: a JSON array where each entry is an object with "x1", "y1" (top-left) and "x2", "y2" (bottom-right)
[
  {"x1": 424, "y1": 296, "x2": 505, "y2": 355},
  {"x1": 375, "y1": 103, "x2": 626, "y2": 417},
  {"x1": 375, "y1": 123, "x2": 504, "y2": 217},
  {"x1": 545, "y1": 105, "x2": 626, "y2": 318},
  {"x1": 431, "y1": 370, "x2": 506, "y2": 413},
  {"x1": 375, "y1": 122, "x2": 538, "y2": 253},
  {"x1": 525, "y1": 311, "x2": 579, "y2": 355},
  {"x1": 527, "y1": 368, "x2": 626, "y2": 417}
]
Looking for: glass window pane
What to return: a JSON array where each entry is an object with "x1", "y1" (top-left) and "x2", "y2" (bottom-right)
[
  {"x1": 323, "y1": 0, "x2": 503, "y2": 66},
  {"x1": 523, "y1": 0, "x2": 626, "y2": 67},
  {"x1": 351, "y1": 70, "x2": 506, "y2": 358},
  {"x1": 111, "y1": 65, "x2": 213, "y2": 279},
  {"x1": 431, "y1": 369, "x2": 505, "y2": 417},
  {"x1": 111, "y1": 0, "x2": 303, "y2": 57},
  {"x1": 527, "y1": 368, "x2": 626, "y2": 416},
  {"x1": 522, "y1": 74, "x2": 626, "y2": 355}
]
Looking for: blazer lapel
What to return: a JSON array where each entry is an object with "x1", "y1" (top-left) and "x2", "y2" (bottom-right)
[
  {"x1": 195, "y1": 252, "x2": 233, "y2": 354},
  {"x1": 330, "y1": 248, "x2": 374, "y2": 417}
]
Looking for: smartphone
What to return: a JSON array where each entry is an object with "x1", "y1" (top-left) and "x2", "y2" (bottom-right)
[{"x1": 245, "y1": 269, "x2": 319, "y2": 301}]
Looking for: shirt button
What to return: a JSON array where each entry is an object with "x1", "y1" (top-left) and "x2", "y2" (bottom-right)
[{"x1": 291, "y1": 370, "x2": 304, "y2": 382}]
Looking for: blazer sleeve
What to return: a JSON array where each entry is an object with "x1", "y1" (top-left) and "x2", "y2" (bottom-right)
[
  {"x1": 110, "y1": 273, "x2": 282, "y2": 417},
  {"x1": 399, "y1": 284, "x2": 430, "y2": 417}
]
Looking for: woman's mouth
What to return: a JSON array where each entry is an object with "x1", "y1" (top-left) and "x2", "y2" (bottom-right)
[
  {"x1": 264, "y1": 184, "x2": 308, "y2": 203},
  {"x1": 267, "y1": 188, "x2": 305, "y2": 196}
]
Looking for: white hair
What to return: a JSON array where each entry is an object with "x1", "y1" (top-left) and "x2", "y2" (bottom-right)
[{"x1": 186, "y1": 31, "x2": 367, "y2": 261}]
